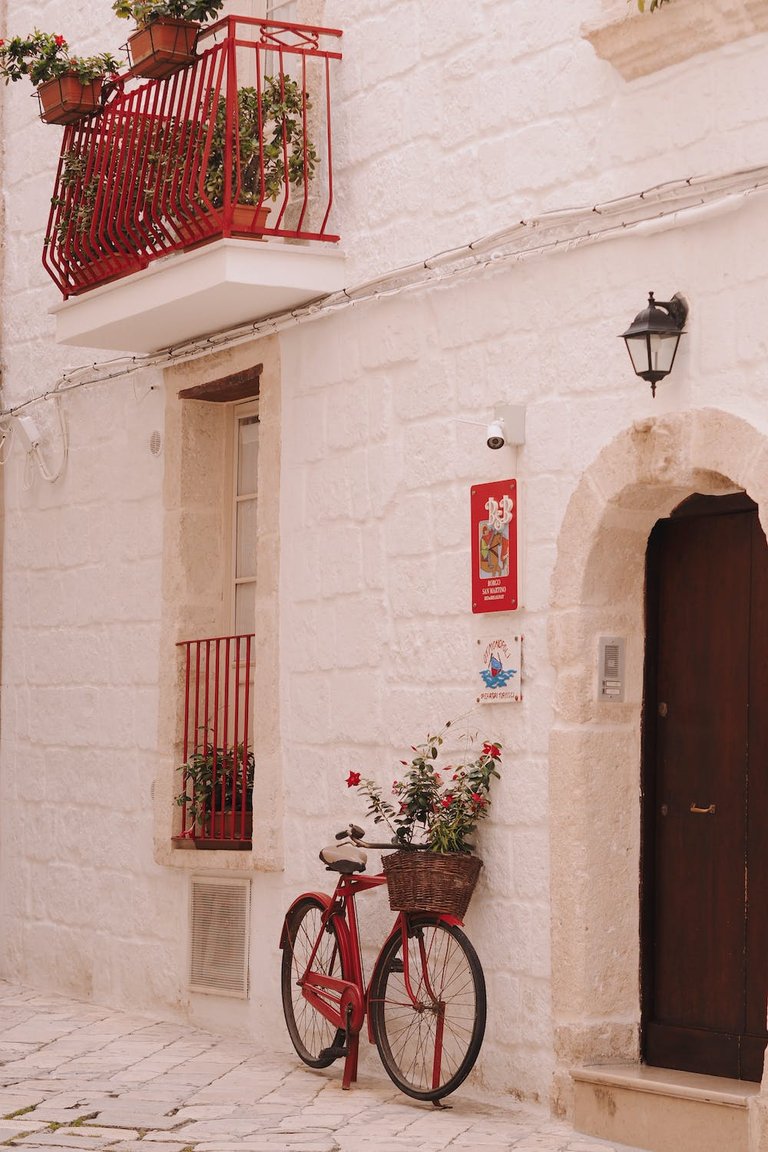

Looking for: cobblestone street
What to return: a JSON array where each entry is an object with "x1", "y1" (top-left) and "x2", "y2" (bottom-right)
[{"x1": 0, "y1": 981, "x2": 649, "y2": 1152}]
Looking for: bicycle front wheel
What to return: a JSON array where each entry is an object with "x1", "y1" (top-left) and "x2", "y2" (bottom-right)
[
  {"x1": 281, "y1": 896, "x2": 347, "y2": 1068},
  {"x1": 369, "y1": 915, "x2": 486, "y2": 1101}
]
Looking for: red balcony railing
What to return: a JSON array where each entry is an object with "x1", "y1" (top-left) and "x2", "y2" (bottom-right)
[
  {"x1": 43, "y1": 15, "x2": 342, "y2": 297},
  {"x1": 175, "y1": 633, "x2": 254, "y2": 848}
]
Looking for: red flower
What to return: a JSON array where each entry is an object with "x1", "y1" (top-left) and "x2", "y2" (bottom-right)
[
  {"x1": 441, "y1": 795, "x2": 453, "y2": 808},
  {"x1": 54, "y1": 35, "x2": 67, "y2": 48},
  {"x1": 346, "y1": 771, "x2": 361, "y2": 788},
  {"x1": 482, "y1": 742, "x2": 501, "y2": 759},
  {"x1": 471, "y1": 792, "x2": 486, "y2": 807}
]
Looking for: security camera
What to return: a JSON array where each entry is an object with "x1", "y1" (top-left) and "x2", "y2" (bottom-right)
[{"x1": 486, "y1": 419, "x2": 505, "y2": 450}]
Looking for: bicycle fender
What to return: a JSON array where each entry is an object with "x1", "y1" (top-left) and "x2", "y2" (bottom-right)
[
  {"x1": 278, "y1": 891, "x2": 333, "y2": 949},
  {"x1": 364, "y1": 911, "x2": 464, "y2": 1042}
]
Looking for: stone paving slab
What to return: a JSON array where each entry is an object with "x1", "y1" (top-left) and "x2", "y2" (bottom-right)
[{"x1": 0, "y1": 979, "x2": 652, "y2": 1152}]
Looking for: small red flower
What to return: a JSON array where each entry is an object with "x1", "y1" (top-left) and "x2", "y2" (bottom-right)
[
  {"x1": 346, "y1": 771, "x2": 361, "y2": 788},
  {"x1": 441, "y1": 795, "x2": 453, "y2": 808},
  {"x1": 482, "y1": 742, "x2": 501, "y2": 759},
  {"x1": 471, "y1": 792, "x2": 486, "y2": 806},
  {"x1": 54, "y1": 35, "x2": 67, "y2": 48}
]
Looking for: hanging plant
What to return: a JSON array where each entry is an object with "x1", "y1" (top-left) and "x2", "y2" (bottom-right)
[{"x1": 0, "y1": 31, "x2": 120, "y2": 87}]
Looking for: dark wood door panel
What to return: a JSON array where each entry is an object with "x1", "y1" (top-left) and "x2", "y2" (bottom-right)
[
  {"x1": 644, "y1": 501, "x2": 768, "y2": 1082},
  {"x1": 653, "y1": 513, "x2": 750, "y2": 1034},
  {"x1": 746, "y1": 513, "x2": 768, "y2": 1047},
  {"x1": 645, "y1": 1021, "x2": 740, "y2": 1080}
]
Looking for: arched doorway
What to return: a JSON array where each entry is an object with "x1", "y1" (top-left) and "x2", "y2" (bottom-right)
[
  {"x1": 642, "y1": 491, "x2": 768, "y2": 1081},
  {"x1": 548, "y1": 409, "x2": 768, "y2": 1115}
]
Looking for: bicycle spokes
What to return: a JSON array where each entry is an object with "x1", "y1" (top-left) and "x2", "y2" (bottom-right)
[
  {"x1": 369, "y1": 918, "x2": 486, "y2": 1100},
  {"x1": 281, "y1": 898, "x2": 348, "y2": 1068}
]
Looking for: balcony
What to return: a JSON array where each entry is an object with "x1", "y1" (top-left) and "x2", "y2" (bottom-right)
[
  {"x1": 174, "y1": 634, "x2": 254, "y2": 850},
  {"x1": 45, "y1": 16, "x2": 344, "y2": 353}
]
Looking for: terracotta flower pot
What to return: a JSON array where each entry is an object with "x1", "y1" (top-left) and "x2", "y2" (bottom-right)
[
  {"x1": 127, "y1": 17, "x2": 199, "y2": 80},
  {"x1": 229, "y1": 203, "x2": 270, "y2": 238},
  {"x1": 37, "y1": 74, "x2": 103, "y2": 126},
  {"x1": 176, "y1": 204, "x2": 270, "y2": 250},
  {"x1": 194, "y1": 810, "x2": 253, "y2": 849}
]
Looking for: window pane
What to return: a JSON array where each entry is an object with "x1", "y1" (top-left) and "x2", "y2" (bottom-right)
[
  {"x1": 235, "y1": 583, "x2": 256, "y2": 636},
  {"x1": 236, "y1": 498, "x2": 258, "y2": 579},
  {"x1": 237, "y1": 416, "x2": 259, "y2": 496}
]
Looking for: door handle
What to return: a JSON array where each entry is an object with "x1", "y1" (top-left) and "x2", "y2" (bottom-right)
[{"x1": 689, "y1": 803, "x2": 716, "y2": 815}]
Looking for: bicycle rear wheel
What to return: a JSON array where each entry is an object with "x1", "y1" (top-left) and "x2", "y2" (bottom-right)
[
  {"x1": 369, "y1": 915, "x2": 486, "y2": 1100},
  {"x1": 281, "y1": 896, "x2": 347, "y2": 1067}
]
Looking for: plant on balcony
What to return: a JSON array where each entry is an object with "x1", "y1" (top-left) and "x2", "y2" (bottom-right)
[
  {"x1": 0, "y1": 31, "x2": 119, "y2": 85},
  {"x1": 0, "y1": 31, "x2": 121, "y2": 124},
  {"x1": 175, "y1": 737, "x2": 255, "y2": 839},
  {"x1": 47, "y1": 135, "x2": 162, "y2": 280},
  {"x1": 112, "y1": 0, "x2": 224, "y2": 78},
  {"x1": 112, "y1": 0, "x2": 224, "y2": 24},
  {"x1": 201, "y1": 77, "x2": 318, "y2": 233}
]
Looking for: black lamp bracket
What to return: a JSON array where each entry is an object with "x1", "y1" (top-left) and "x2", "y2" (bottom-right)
[{"x1": 653, "y1": 292, "x2": 688, "y2": 329}]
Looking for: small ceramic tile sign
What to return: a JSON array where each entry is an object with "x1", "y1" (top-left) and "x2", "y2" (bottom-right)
[
  {"x1": 476, "y1": 634, "x2": 523, "y2": 704},
  {"x1": 471, "y1": 479, "x2": 518, "y2": 613}
]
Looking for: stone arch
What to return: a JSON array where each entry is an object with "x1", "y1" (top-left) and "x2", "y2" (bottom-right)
[{"x1": 548, "y1": 408, "x2": 768, "y2": 1113}]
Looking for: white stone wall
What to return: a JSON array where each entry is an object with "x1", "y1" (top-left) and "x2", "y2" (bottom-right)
[{"x1": 1, "y1": 0, "x2": 768, "y2": 1117}]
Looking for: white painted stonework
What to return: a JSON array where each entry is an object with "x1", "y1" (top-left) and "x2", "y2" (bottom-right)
[{"x1": 2, "y1": 0, "x2": 768, "y2": 1149}]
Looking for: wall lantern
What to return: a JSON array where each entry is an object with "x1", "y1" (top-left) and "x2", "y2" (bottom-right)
[{"x1": 621, "y1": 291, "x2": 688, "y2": 396}]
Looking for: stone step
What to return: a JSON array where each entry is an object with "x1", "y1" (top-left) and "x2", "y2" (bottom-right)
[{"x1": 572, "y1": 1064, "x2": 760, "y2": 1152}]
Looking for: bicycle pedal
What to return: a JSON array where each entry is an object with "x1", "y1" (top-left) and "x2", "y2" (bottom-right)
[{"x1": 319, "y1": 1044, "x2": 349, "y2": 1059}]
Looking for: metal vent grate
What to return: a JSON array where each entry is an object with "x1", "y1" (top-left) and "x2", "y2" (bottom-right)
[{"x1": 189, "y1": 877, "x2": 250, "y2": 997}]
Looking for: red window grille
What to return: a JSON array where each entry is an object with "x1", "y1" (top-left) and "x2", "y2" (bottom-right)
[{"x1": 175, "y1": 633, "x2": 254, "y2": 849}]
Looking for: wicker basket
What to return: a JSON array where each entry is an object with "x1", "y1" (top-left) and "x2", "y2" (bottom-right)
[{"x1": 382, "y1": 851, "x2": 482, "y2": 918}]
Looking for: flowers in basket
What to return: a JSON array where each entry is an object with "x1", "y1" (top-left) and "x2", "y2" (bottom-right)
[{"x1": 346, "y1": 721, "x2": 502, "y2": 854}]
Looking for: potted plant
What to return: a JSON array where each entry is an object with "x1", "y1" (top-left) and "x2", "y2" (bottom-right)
[
  {"x1": 175, "y1": 735, "x2": 255, "y2": 846},
  {"x1": 0, "y1": 31, "x2": 122, "y2": 124},
  {"x1": 197, "y1": 77, "x2": 319, "y2": 239},
  {"x1": 112, "y1": 0, "x2": 224, "y2": 79},
  {"x1": 346, "y1": 721, "x2": 502, "y2": 917}
]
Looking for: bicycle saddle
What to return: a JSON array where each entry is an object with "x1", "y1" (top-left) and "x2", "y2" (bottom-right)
[{"x1": 319, "y1": 844, "x2": 367, "y2": 873}]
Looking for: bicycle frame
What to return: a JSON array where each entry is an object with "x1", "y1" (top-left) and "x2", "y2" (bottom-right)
[{"x1": 280, "y1": 869, "x2": 461, "y2": 1090}]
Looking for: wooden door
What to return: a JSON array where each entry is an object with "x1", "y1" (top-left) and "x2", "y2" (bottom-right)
[{"x1": 642, "y1": 494, "x2": 768, "y2": 1081}]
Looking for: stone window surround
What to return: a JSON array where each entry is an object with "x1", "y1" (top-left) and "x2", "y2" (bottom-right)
[
  {"x1": 153, "y1": 336, "x2": 283, "y2": 873},
  {"x1": 582, "y1": 0, "x2": 768, "y2": 81},
  {"x1": 548, "y1": 407, "x2": 768, "y2": 1116}
]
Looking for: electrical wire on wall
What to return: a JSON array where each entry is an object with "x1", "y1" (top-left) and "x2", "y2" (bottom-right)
[
  {"x1": 11, "y1": 390, "x2": 68, "y2": 485},
  {"x1": 2, "y1": 162, "x2": 768, "y2": 453}
]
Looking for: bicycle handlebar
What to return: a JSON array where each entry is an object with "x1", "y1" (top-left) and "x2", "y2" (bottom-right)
[{"x1": 333, "y1": 824, "x2": 430, "y2": 851}]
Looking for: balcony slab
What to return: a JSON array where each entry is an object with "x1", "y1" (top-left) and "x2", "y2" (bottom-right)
[{"x1": 50, "y1": 238, "x2": 346, "y2": 354}]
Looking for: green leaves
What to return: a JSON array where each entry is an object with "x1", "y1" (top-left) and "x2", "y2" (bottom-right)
[
  {"x1": 111, "y1": 0, "x2": 224, "y2": 26},
  {"x1": 0, "y1": 31, "x2": 122, "y2": 86},
  {"x1": 347, "y1": 724, "x2": 503, "y2": 855},
  {"x1": 176, "y1": 733, "x2": 255, "y2": 829},
  {"x1": 203, "y1": 78, "x2": 318, "y2": 208},
  {"x1": 635, "y1": 0, "x2": 673, "y2": 11}
]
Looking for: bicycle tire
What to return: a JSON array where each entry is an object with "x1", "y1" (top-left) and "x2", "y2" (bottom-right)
[
  {"x1": 368, "y1": 915, "x2": 486, "y2": 1101},
  {"x1": 281, "y1": 896, "x2": 347, "y2": 1068}
]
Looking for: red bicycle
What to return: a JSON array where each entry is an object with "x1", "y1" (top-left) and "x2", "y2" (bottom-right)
[{"x1": 279, "y1": 825, "x2": 487, "y2": 1102}]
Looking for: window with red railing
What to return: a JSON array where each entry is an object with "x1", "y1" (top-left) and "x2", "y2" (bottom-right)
[{"x1": 175, "y1": 633, "x2": 254, "y2": 849}]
